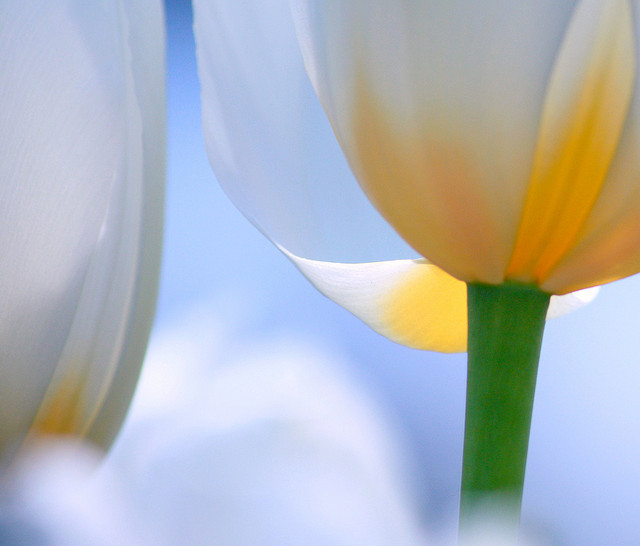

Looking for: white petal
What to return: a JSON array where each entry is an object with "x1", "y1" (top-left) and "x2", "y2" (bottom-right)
[
  {"x1": 536, "y1": 1, "x2": 640, "y2": 293},
  {"x1": 282, "y1": 248, "x2": 468, "y2": 353},
  {"x1": 0, "y1": 2, "x2": 124, "y2": 452},
  {"x1": 291, "y1": 0, "x2": 580, "y2": 283},
  {"x1": 0, "y1": 1, "x2": 164, "y2": 453},
  {"x1": 26, "y1": 0, "x2": 166, "y2": 450},
  {"x1": 547, "y1": 287, "x2": 599, "y2": 318},
  {"x1": 85, "y1": 0, "x2": 166, "y2": 449},
  {"x1": 192, "y1": 0, "x2": 412, "y2": 264},
  {"x1": 284, "y1": 248, "x2": 597, "y2": 353},
  {"x1": 506, "y1": 0, "x2": 635, "y2": 291}
]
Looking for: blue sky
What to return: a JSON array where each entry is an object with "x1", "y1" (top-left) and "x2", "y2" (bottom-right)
[{"x1": 138, "y1": 1, "x2": 640, "y2": 543}]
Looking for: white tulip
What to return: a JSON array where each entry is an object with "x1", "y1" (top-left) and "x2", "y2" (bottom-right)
[
  {"x1": 0, "y1": 0, "x2": 165, "y2": 457},
  {"x1": 192, "y1": 1, "x2": 597, "y2": 352}
]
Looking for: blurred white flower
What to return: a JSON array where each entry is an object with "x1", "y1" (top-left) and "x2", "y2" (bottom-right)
[
  {"x1": 0, "y1": 0, "x2": 165, "y2": 457},
  {"x1": 0, "y1": 306, "x2": 557, "y2": 545},
  {"x1": 111, "y1": 305, "x2": 429, "y2": 545},
  {"x1": 0, "y1": 440, "x2": 150, "y2": 545}
]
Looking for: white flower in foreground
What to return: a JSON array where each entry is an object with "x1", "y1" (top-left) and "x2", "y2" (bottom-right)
[
  {"x1": 291, "y1": 0, "x2": 638, "y2": 295},
  {"x1": 192, "y1": 0, "x2": 598, "y2": 353},
  {"x1": 0, "y1": 0, "x2": 165, "y2": 458}
]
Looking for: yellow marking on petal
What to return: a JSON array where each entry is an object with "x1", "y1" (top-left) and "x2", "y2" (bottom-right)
[
  {"x1": 28, "y1": 370, "x2": 89, "y2": 438},
  {"x1": 507, "y1": 0, "x2": 635, "y2": 283},
  {"x1": 348, "y1": 71, "x2": 503, "y2": 284},
  {"x1": 382, "y1": 264, "x2": 467, "y2": 353}
]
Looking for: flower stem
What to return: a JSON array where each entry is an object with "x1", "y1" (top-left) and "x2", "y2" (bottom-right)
[{"x1": 460, "y1": 282, "x2": 550, "y2": 530}]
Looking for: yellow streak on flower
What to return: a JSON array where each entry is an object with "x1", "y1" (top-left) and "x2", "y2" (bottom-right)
[
  {"x1": 383, "y1": 264, "x2": 467, "y2": 353},
  {"x1": 349, "y1": 87, "x2": 507, "y2": 282},
  {"x1": 28, "y1": 370, "x2": 89, "y2": 437},
  {"x1": 506, "y1": 0, "x2": 635, "y2": 287}
]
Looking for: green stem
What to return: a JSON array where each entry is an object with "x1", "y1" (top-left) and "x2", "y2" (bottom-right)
[{"x1": 460, "y1": 282, "x2": 550, "y2": 529}]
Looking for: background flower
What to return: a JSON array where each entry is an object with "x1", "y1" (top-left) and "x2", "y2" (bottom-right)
[
  {"x1": 0, "y1": 0, "x2": 165, "y2": 457},
  {"x1": 0, "y1": 305, "x2": 546, "y2": 545}
]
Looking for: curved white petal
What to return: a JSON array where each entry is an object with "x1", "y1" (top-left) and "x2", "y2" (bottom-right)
[
  {"x1": 283, "y1": 249, "x2": 596, "y2": 353},
  {"x1": 0, "y1": 2, "x2": 126, "y2": 453},
  {"x1": 535, "y1": 0, "x2": 640, "y2": 294},
  {"x1": 0, "y1": 1, "x2": 164, "y2": 455},
  {"x1": 84, "y1": 0, "x2": 166, "y2": 450},
  {"x1": 192, "y1": 0, "x2": 413, "y2": 264},
  {"x1": 283, "y1": 250, "x2": 467, "y2": 353},
  {"x1": 505, "y1": 0, "x2": 636, "y2": 292},
  {"x1": 547, "y1": 286, "x2": 599, "y2": 318},
  {"x1": 291, "y1": 0, "x2": 580, "y2": 284}
]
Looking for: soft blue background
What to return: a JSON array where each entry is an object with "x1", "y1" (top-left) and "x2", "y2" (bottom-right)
[{"x1": 148, "y1": 1, "x2": 640, "y2": 543}]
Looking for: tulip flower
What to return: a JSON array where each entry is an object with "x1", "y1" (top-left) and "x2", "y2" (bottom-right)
[
  {"x1": 0, "y1": 1, "x2": 165, "y2": 459},
  {"x1": 193, "y1": 0, "x2": 634, "y2": 532},
  {"x1": 193, "y1": 1, "x2": 597, "y2": 352}
]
